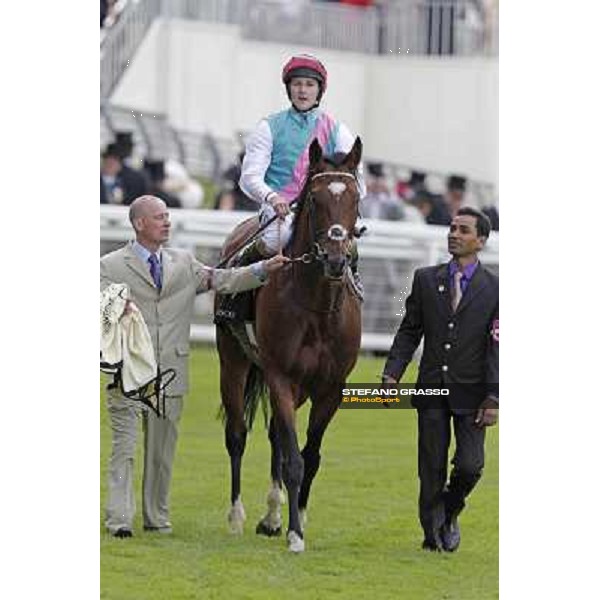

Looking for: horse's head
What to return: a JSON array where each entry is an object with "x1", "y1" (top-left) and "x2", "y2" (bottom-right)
[{"x1": 297, "y1": 136, "x2": 362, "y2": 280}]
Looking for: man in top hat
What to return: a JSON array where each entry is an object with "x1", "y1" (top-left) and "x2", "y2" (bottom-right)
[
  {"x1": 114, "y1": 131, "x2": 151, "y2": 204},
  {"x1": 101, "y1": 142, "x2": 150, "y2": 205}
]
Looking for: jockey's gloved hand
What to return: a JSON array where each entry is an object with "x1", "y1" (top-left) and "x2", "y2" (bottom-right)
[{"x1": 268, "y1": 194, "x2": 291, "y2": 219}]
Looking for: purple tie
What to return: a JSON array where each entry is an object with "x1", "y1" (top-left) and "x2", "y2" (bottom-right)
[{"x1": 148, "y1": 254, "x2": 162, "y2": 289}]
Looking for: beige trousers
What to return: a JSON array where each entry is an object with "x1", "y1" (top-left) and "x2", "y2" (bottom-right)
[{"x1": 104, "y1": 388, "x2": 183, "y2": 533}]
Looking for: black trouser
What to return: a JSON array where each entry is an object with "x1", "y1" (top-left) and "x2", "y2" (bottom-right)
[{"x1": 417, "y1": 407, "x2": 485, "y2": 541}]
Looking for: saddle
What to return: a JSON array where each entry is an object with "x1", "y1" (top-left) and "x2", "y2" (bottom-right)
[{"x1": 213, "y1": 216, "x2": 264, "y2": 364}]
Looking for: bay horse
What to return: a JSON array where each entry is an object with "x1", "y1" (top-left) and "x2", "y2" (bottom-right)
[{"x1": 215, "y1": 137, "x2": 362, "y2": 552}]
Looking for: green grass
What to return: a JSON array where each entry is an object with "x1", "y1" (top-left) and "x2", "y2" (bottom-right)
[{"x1": 101, "y1": 346, "x2": 498, "y2": 600}]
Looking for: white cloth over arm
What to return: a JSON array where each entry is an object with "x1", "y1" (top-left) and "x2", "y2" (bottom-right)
[{"x1": 100, "y1": 283, "x2": 158, "y2": 394}]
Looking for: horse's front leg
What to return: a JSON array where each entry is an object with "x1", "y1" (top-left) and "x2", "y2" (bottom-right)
[
  {"x1": 298, "y1": 385, "x2": 341, "y2": 530},
  {"x1": 267, "y1": 374, "x2": 305, "y2": 552}
]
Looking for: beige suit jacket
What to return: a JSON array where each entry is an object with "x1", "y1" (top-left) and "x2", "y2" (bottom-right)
[{"x1": 100, "y1": 241, "x2": 265, "y2": 396}]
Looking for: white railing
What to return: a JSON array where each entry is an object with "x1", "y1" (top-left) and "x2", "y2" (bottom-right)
[{"x1": 100, "y1": 206, "x2": 498, "y2": 351}]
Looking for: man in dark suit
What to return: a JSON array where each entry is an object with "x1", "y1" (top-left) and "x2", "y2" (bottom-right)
[
  {"x1": 382, "y1": 206, "x2": 498, "y2": 552},
  {"x1": 100, "y1": 143, "x2": 150, "y2": 205}
]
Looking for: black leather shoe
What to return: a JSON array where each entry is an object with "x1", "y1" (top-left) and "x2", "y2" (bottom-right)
[
  {"x1": 113, "y1": 527, "x2": 133, "y2": 538},
  {"x1": 441, "y1": 518, "x2": 461, "y2": 552}
]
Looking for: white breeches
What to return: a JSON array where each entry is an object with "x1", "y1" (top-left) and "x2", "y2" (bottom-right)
[{"x1": 259, "y1": 204, "x2": 295, "y2": 254}]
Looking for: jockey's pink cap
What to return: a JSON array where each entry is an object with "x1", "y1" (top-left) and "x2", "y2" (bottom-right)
[{"x1": 282, "y1": 54, "x2": 328, "y2": 94}]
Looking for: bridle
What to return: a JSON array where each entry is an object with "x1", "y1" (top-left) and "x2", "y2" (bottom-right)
[{"x1": 292, "y1": 171, "x2": 359, "y2": 269}]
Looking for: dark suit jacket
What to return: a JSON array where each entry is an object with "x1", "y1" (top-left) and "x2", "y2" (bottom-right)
[
  {"x1": 383, "y1": 262, "x2": 499, "y2": 411},
  {"x1": 100, "y1": 166, "x2": 150, "y2": 205}
]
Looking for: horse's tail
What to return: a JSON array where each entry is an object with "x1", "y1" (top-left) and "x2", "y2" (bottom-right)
[{"x1": 243, "y1": 364, "x2": 269, "y2": 431}]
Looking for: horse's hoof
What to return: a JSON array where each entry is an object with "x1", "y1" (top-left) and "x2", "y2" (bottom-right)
[
  {"x1": 229, "y1": 520, "x2": 244, "y2": 535},
  {"x1": 287, "y1": 531, "x2": 305, "y2": 553},
  {"x1": 227, "y1": 500, "x2": 246, "y2": 535},
  {"x1": 255, "y1": 520, "x2": 282, "y2": 537}
]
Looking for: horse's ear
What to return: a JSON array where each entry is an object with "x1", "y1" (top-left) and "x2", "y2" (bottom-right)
[
  {"x1": 343, "y1": 136, "x2": 362, "y2": 171},
  {"x1": 309, "y1": 138, "x2": 323, "y2": 168}
]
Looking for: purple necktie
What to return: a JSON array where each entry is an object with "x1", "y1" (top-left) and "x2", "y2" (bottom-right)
[{"x1": 148, "y1": 254, "x2": 162, "y2": 289}]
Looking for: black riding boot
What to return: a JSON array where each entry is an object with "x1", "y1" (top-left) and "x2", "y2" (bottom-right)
[
  {"x1": 349, "y1": 241, "x2": 364, "y2": 301},
  {"x1": 214, "y1": 240, "x2": 268, "y2": 324}
]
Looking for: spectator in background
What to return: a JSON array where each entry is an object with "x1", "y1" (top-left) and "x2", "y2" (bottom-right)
[
  {"x1": 398, "y1": 170, "x2": 428, "y2": 201},
  {"x1": 216, "y1": 152, "x2": 257, "y2": 212},
  {"x1": 113, "y1": 132, "x2": 151, "y2": 202},
  {"x1": 482, "y1": 205, "x2": 499, "y2": 231},
  {"x1": 361, "y1": 162, "x2": 404, "y2": 221},
  {"x1": 101, "y1": 144, "x2": 149, "y2": 205},
  {"x1": 412, "y1": 191, "x2": 452, "y2": 226},
  {"x1": 143, "y1": 159, "x2": 182, "y2": 208},
  {"x1": 340, "y1": 0, "x2": 373, "y2": 6},
  {"x1": 101, "y1": 0, "x2": 125, "y2": 30},
  {"x1": 163, "y1": 158, "x2": 204, "y2": 209},
  {"x1": 445, "y1": 174, "x2": 467, "y2": 218},
  {"x1": 101, "y1": 0, "x2": 109, "y2": 27},
  {"x1": 114, "y1": 132, "x2": 143, "y2": 169}
]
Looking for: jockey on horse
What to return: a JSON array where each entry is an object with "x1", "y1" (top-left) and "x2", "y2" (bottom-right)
[{"x1": 215, "y1": 54, "x2": 366, "y2": 323}]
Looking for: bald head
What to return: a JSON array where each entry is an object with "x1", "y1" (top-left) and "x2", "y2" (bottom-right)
[
  {"x1": 129, "y1": 195, "x2": 171, "y2": 251},
  {"x1": 129, "y1": 195, "x2": 166, "y2": 226}
]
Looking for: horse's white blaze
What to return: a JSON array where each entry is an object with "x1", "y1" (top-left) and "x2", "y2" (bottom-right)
[
  {"x1": 328, "y1": 182, "x2": 347, "y2": 196},
  {"x1": 227, "y1": 498, "x2": 246, "y2": 534},
  {"x1": 287, "y1": 531, "x2": 305, "y2": 553}
]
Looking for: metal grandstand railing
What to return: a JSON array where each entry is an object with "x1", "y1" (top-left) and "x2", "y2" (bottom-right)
[
  {"x1": 164, "y1": 0, "x2": 250, "y2": 22},
  {"x1": 101, "y1": 105, "x2": 244, "y2": 181},
  {"x1": 243, "y1": 1, "x2": 379, "y2": 54},
  {"x1": 100, "y1": 0, "x2": 161, "y2": 100},
  {"x1": 381, "y1": 1, "x2": 496, "y2": 56}
]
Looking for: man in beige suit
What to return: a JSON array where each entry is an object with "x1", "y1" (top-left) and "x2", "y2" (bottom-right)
[{"x1": 101, "y1": 195, "x2": 288, "y2": 538}]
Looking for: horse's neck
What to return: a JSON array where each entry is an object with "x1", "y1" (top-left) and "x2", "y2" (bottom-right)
[{"x1": 290, "y1": 207, "x2": 312, "y2": 259}]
